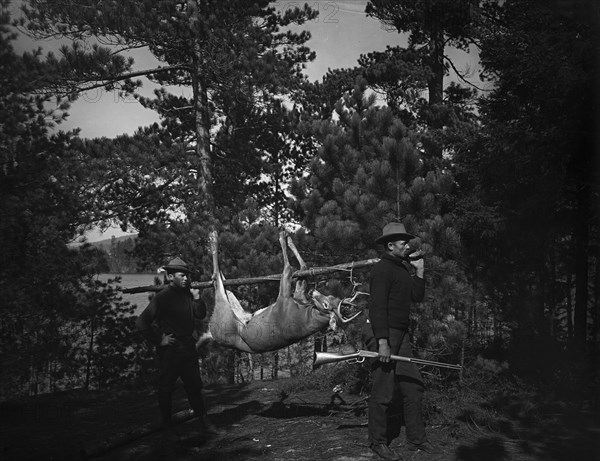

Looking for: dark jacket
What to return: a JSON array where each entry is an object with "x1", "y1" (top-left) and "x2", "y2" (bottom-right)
[
  {"x1": 135, "y1": 285, "x2": 206, "y2": 346},
  {"x1": 369, "y1": 253, "x2": 425, "y2": 339}
]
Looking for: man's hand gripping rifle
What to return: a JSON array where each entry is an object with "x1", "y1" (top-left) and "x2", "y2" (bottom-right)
[{"x1": 313, "y1": 350, "x2": 462, "y2": 370}]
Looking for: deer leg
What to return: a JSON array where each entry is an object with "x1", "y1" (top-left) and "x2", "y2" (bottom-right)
[
  {"x1": 277, "y1": 231, "x2": 293, "y2": 301},
  {"x1": 286, "y1": 235, "x2": 312, "y2": 304},
  {"x1": 207, "y1": 230, "x2": 253, "y2": 352},
  {"x1": 209, "y1": 231, "x2": 224, "y2": 294},
  {"x1": 287, "y1": 235, "x2": 333, "y2": 319},
  {"x1": 286, "y1": 236, "x2": 307, "y2": 271}
]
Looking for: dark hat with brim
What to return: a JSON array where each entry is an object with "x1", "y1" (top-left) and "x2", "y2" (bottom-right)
[
  {"x1": 162, "y1": 257, "x2": 191, "y2": 273},
  {"x1": 375, "y1": 222, "x2": 416, "y2": 244}
]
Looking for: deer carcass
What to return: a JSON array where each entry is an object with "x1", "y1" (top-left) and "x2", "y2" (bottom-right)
[{"x1": 203, "y1": 230, "x2": 361, "y2": 353}]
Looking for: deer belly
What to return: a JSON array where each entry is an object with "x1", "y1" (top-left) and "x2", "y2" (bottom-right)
[
  {"x1": 209, "y1": 290, "x2": 254, "y2": 353},
  {"x1": 240, "y1": 303, "x2": 330, "y2": 352}
]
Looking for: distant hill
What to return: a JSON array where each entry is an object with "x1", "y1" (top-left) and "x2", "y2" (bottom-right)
[
  {"x1": 73, "y1": 234, "x2": 139, "y2": 273},
  {"x1": 68, "y1": 233, "x2": 138, "y2": 249},
  {"x1": 88, "y1": 234, "x2": 138, "y2": 252}
]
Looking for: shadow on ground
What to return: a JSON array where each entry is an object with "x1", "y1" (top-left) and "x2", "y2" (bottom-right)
[
  {"x1": 454, "y1": 391, "x2": 600, "y2": 461},
  {"x1": 1, "y1": 378, "x2": 599, "y2": 461}
]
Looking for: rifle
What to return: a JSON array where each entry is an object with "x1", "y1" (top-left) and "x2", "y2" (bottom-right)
[{"x1": 313, "y1": 350, "x2": 462, "y2": 370}]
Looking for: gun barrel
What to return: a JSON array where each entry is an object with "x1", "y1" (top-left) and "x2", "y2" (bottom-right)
[
  {"x1": 313, "y1": 350, "x2": 462, "y2": 370},
  {"x1": 404, "y1": 356, "x2": 462, "y2": 370}
]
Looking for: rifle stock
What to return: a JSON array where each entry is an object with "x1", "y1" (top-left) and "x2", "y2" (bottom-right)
[{"x1": 313, "y1": 350, "x2": 462, "y2": 370}]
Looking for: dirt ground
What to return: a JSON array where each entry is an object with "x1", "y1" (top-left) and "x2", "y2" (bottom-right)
[{"x1": 1, "y1": 378, "x2": 599, "y2": 461}]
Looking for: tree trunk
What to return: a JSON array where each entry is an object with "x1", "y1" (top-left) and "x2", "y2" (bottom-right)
[
  {"x1": 235, "y1": 354, "x2": 245, "y2": 383},
  {"x1": 313, "y1": 332, "x2": 328, "y2": 355},
  {"x1": 85, "y1": 318, "x2": 95, "y2": 390},
  {"x1": 573, "y1": 185, "x2": 590, "y2": 347},
  {"x1": 189, "y1": 0, "x2": 215, "y2": 217},
  {"x1": 593, "y1": 248, "x2": 600, "y2": 411},
  {"x1": 567, "y1": 271, "x2": 573, "y2": 341},
  {"x1": 549, "y1": 266, "x2": 555, "y2": 338},
  {"x1": 459, "y1": 338, "x2": 465, "y2": 383},
  {"x1": 247, "y1": 353, "x2": 254, "y2": 381},
  {"x1": 593, "y1": 250, "x2": 600, "y2": 346},
  {"x1": 225, "y1": 350, "x2": 236, "y2": 384},
  {"x1": 287, "y1": 346, "x2": 293, "y2": 377},
  {"x1": 193, "y1": 73, "x2": 214, "y2": 213},
  {"x1": 428, "y1": 28, "x2": 445, "y2": 107},
  {"x1": 426, "y1": 27, "x2": 445, "y2": 163},
  {"x1": 271, "y1": 351, "x2": 279, "y2": 380}
]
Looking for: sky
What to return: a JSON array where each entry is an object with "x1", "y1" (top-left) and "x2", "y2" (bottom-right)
[
  {"x1": 14, "y1": 1, "x2": 414, "y2": 139},
  {"x1": 13, "y1": 1, "x2": 480, "y2": 140},
  {"x1": 11, "y1": 0, "x2": 480, "y2": 242}
]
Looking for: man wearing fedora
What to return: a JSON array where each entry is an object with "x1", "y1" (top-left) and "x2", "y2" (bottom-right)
[
  {"x1": 136, "y1": 257, "x2": 220, "y2": 440},
  {"x1": 365, "y1": 222, "x2": 436, "y2": 460}
]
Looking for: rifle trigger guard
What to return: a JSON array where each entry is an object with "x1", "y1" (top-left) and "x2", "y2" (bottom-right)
[{"x1": 348, "y1": 357, "x2": 365, "y2": 365}]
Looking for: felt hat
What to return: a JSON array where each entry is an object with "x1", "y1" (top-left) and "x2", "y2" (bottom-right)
[
  {"x1": 162, "y1": 257, "x2": 191, "y2": 274},
  {"x1": 375, "y1": 222, "x2": 416, "y2": 244}
]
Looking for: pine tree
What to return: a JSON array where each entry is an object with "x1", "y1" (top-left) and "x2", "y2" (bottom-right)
[
  {"x1": 0, "y1": 1, "x2": 99, "y2": 396},
  {"x1": 456, "y1": 0, "x2": 599, "y2": 357},
  {"x1": 19, "y1": 0, "x2": 318, "y2": 229},
  {"x1": 290, "y1": 79, "x2": 468, "y2": 361},
  {"x1": 364, "y1": 0, "x2": 481, "y2": 170}
]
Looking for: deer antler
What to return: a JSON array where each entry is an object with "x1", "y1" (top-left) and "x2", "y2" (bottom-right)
[
  {"x1": 333, "y1": 289, "x2": 369, "y2": 323},
  {"x1": 343, "y1": 289, "x2": 370, "y2": 306}
]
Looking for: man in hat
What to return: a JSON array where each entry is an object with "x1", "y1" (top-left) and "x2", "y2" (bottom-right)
[
  {"x1": 135, "y1": 257, "x2": 220, "y2": 440},
  {"x1": 365, "y1": 222, "x2": 436, "y2": 460}
]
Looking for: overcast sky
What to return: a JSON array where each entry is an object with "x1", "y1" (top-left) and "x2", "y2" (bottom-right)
[
  {"x1": 13, "y1": 0, "x2": 479, "y2": 140},
  {"x1": 12, "y1": 1, "x2": 480, "y2": 241},
  {"x1": 11, "y1": 1, "x2": 411, "y2": 139}
]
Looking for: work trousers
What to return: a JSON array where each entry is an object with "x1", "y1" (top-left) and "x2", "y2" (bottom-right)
[
  {"x1": 367, "y1": 327, "x2": 426, "y2": 446},
  {"x1": 157, "y1": 339, "x2": 206, "y2": 426}
]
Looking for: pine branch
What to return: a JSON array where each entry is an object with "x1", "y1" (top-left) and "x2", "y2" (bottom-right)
[{"x1": 34, "y1": 64, "x2": 192, "y2": 96}]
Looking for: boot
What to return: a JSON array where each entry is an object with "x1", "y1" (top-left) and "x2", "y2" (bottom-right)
[{"x1": 370, "y1": 443, "x2": 401, "y2": 460}]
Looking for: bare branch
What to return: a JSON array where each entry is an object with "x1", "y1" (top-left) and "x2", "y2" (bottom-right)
[{"x1": 444, "y1": 55, "x2": 488, "y2": 92}]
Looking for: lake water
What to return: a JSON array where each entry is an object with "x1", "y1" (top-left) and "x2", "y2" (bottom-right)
[{"x1": 99, "y1": 273, "x2": 162, "y2": 315}]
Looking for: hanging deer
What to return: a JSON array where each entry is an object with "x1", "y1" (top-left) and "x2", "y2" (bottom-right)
[{"x1": 200, "y1": 230, "x2": 363, "y2": 353}]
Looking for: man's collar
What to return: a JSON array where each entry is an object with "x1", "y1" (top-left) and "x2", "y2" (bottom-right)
[
  {"x1": 382, "y1": 253, "x2": 410, "y2": 268},
  {"x1": 382, "y1": 253, "x2": 401, "y2": 262}
]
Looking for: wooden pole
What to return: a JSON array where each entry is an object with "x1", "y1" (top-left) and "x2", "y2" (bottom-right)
[{"x1": 122, "y1": 258, "x2": 379, "y2": 293}]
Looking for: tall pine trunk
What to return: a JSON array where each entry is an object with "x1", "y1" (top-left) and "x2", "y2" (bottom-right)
[
  {"x1": 85, "y1": 318, "x2": 95, "y2": 390},
  {"x1": 573, "y1": 185, "x2": 590, "y2": 348},
  {"x1": 428, "y1": 28, "x2": 445, "y2": 107},
  {"x1": 189, "y1": 0, "x2": 215, "y2": 218}
]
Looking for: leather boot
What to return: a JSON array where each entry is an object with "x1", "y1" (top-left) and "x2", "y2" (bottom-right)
[{"x1": 370, "y1": 443, "x2": 401, "y2": 460}]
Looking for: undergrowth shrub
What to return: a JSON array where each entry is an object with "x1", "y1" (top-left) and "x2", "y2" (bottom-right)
[
  {"x1": 425, "y1": 356, "x2": 529, "y2": 433},
  {"x1": 281, "y1": 360, "x2": 371, "y2": 395}
]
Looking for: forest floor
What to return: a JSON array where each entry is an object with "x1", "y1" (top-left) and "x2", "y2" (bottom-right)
[{"x1": 1, "y1": 376, "x2": 599, "y2": 461}]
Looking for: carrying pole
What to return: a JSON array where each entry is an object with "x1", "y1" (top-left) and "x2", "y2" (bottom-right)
[{"x1": 123, "y1": 258, "x2": 380, "y2": 293}]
